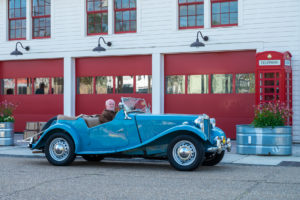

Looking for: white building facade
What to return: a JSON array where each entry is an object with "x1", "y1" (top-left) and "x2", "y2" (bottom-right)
[{"x1": 0, "y1": 0, "x2": 299, "y2": 142}]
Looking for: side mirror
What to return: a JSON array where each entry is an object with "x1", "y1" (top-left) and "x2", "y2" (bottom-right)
[{"x1": 118, "y1": 102, "x2": 124, "y2": 109}]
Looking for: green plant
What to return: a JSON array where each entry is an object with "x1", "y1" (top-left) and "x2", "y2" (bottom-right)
[
  {"x1": 252, "y1": 101, "x2": 292, "y2": 128},
  {"x1": 0, "y1": 100, "x2": 17, "y2": 122}
]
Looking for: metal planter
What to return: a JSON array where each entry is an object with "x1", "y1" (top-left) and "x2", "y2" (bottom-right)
[
  {"x1": 0, "y1": 122, "x2": 14, "y2": 146},
  {"x1": 236, "y1": 124, "x2": 292, "y2": 155}
]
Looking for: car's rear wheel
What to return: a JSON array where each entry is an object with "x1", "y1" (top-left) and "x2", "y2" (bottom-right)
[
  {"x1": 45, "y1": 133, "x2": 76, "y2": 166},
  {"x1": 167, "y1": 135, "x2": 205, "y2": 171},
  {"x1": 82, "y1": 155, "x2": 104, "y2": 162},
  {"x1": 203, "y1": 151, "x2": 225, "y2": 166}
]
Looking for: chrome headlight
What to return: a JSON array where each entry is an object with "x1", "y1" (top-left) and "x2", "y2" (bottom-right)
[
  {"x1": 210, "y1": 118, "x2": 216, "y2": 128},
  {"x1": 194, "y1": 114, "x2": 209, "y2": 132}
]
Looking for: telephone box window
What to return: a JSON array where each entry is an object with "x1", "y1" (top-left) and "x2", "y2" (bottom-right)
[
  {"x1": 77, "y1": 77, "x2": 94, "y2": 94},
  {"x1": 95, "y1": 76, "x2": 113, "y2": 94},
  {"x1": 211, "y1": 74, "x2": 233, "y2": 94},
  {"x1": 166, "y1": 75, "x2": 185, "y2": 94}
]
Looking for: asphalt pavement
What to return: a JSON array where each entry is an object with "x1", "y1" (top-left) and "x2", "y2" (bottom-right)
[{"x1": 0, "y1": 134, "x2": 300, "y2": 166}]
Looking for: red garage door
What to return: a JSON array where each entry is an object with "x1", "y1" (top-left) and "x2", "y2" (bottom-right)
[
  {"x1": 0, "y1": 59, "x2": 64, "y2": 132},
  {"x1": 76, "y1": 55, "x2": 152, "y2": 115},
  {"x1": 165, "y1": 51, "x2": 256, "y2": 139}
]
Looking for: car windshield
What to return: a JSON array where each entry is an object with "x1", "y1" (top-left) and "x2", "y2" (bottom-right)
[{"x1": 121, "y1": 97, "x2": 150, "y2": 113}]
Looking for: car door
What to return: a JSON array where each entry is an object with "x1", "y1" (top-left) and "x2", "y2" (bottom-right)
[{"x1": 88, "y1": 111, "x2": 141, "y2": 151}]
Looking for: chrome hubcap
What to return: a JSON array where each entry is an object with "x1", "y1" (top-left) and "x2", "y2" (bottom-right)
[
  {"x1": 49, "y1": 138, "x2": 70, "y2": 161},
  {"x1": 173, "y1": 140, "x2": 197, "y2": 166}
]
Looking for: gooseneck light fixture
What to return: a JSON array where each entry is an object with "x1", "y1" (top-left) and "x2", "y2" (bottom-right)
[
  {"x1": 10, "y1": 42, "x2": 30, "y2": 56},
  {"x1": 93, "y1": 36, "x2": 112, "y2": 52},
  {"x1": 190, "y1": 31, "x2": 209, "y2": 47}
]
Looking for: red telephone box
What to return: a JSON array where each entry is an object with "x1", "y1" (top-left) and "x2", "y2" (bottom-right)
[{"x1": 256, "y1": 51, "x2": 292, "y2": 124}]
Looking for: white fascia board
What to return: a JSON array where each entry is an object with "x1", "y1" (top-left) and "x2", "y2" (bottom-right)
[{"x1": 0, "y1": 41, "x2": 264, "y2": 61}]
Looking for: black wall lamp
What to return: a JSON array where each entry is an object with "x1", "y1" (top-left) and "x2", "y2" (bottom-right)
[
  {"x1": 10, "y1": 42, "x2": 30, "y2": 56},
  {"x1": 190, "y1": 31, "x2": 209, "y2": 47},
  {"x1": 93, "y1": 36, "x2": 112, "y2": 52}
]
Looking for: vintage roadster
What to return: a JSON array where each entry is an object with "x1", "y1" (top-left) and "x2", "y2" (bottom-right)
[{"x1": 29, "y1": 97, "x2": 231, "y2": 171}]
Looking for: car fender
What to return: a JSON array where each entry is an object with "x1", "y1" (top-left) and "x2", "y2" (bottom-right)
[
  {"x1": 32, "y1": 123, "x2": 80, "y2": 152},
  {"x1": 140, "y1": 125, "x2": 208, "y2": 146}
]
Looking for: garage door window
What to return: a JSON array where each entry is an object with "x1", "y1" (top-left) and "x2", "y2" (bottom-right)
[
  {"x1": 1, "y1": 79, "x2": 15, "y2": 95},
  {"x1": 8, "y1": 0, "x2": 26, "y2": 40},
  {"x1": 87, "y1": 0, "x2": 108, "y2": 35},
  {"x1": 166, "y1": 75, "x2": 185, "y2": 94},
  {"x1": 115, "y1": 76, "x2": 134, "y2": 93},
  {"x1": 34, "y1": 78, "x2": 49, "y2": 94},
  {"x1": 17, "y1": 78, "x2": 32, "y2": 95},
  {"x1": 236, "y1": 73, "x2": 255, "y2": 94},
  {"x1": 188, "y1": 75, "x2": 208, "y2": 94},
  {"x1": 96, "y1": 76, "x2": 113, "y2": 94},
  {"x1": 51, "y1": 77, "x2": 64, "y2": 94},
  {"x1": 136, "y1": 75, "x2": 152, "y2": 94},
  {"x1": 115, "y1": 0, "x2": 137, "y2": 33},
  {"x1": 211, "y1": 74, "x2": 232, "y2": 94},
  {"x1": 179, "y1": 0, "x2": 204, "y2": 29},
  {"x1": 77, "y1": 77, "x2": 94, "y2": 94},
  {"x1": 211, "y1": 0, "x2": 238, "y2": 27}
]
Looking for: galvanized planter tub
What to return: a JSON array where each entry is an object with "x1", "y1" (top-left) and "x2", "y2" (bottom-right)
[
  {"x1": 236, "y1": 124, "x2": 292, "y2": 156},
  {"x1": 0, "y1": 122, "x2": 14, "y2": 146}
]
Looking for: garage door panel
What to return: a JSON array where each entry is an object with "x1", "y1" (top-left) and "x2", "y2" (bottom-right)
[{"x1": 165, "y1": 51, "x2": 256, "y2": 139}]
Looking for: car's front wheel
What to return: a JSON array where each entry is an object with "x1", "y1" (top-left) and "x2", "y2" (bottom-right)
[
  {"x1": 167, "y1": 135, "x2": 205, "y2": 171},
  {"x1": 82, "y1": 155, "x2": 104, "y2": 162},
  {"x1": 203, "y1": 151, "x2": 225, "y2": 166},
  {"x1": 45, "y1": 133, "x2": 76, "y2": 166}
]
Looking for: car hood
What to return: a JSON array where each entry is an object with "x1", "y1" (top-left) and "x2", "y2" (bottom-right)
[{"x1": 134, "y1": 113, "x2": 200, "y2": 142}]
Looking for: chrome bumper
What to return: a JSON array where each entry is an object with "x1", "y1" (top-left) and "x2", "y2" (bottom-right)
[
  {"x1": 207, "y1": 138, "x2": 231, "y2": 153},
  {"x1": 28, "y1": 137, "x2": 34, "y2": 148}
]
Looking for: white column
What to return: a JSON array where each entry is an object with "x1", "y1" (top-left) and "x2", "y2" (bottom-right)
[
  {"x1": 204, "y1": 0, "x2": 211, "y2": 29},
  {"x1": 1, "y1": 0, "x2": 8, "y2": 41},
  {"x1": 108, "y1": 0, "x2": 113, "y2": 35},
  {"x1": 26, "y1": 0, "x2": 31, "y2": 40},
  {"x1": 64, "y1": 57, "x2": 76, "y2": 116},
  {"x1": 152, "y1": 53, "x2": 164, "y2": 114}
]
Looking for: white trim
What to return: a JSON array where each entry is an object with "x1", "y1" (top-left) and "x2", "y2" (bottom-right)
[
  {"x1": 64, "y1": 57, "x2": 76, "y2": 116},
  {"x1": 0, "y1": 41, "x2": 264, "y2": 61},
  {"x1": 50, "y1": 0, "x2": 55, "y2": 39},
  {"x1": 26, "y1": 0, "x2": 32, "y2": 40},
  {"x1": 136, "y1": 0, "x2": 141, "y2": 33},
  {"x1": 108, "y1": 0, "x2": 113, "y2": 35},
  {"x1": 81, "y1": 0, "x2": 87, "y2": 37},
  {"x1": 204, "y1": 0, "x2": 211, "y2": 29},
  {"x1": 238, "y1": 0, "x2": 243, "y2": 26},
  {"x1": 152, "y1": 53, "x2": 164, "y2": 114},
  {"x1": 2, "y1": 0, "x2": 8, "y2": 42},
  {"x1": 173, "y1": 0, "x2": 178, "y2": 31}
]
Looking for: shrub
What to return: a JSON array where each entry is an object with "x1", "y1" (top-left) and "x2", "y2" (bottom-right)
[
  {"x1": 0, "y1": 100, "x2": 17, "y2": 122},
  {"x1": 252, "y1": 101, "x2": 292, "y2": 128}
]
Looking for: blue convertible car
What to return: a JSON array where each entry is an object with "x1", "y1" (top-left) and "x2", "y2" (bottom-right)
[{"x1": 29, "y1": 97, "x2": 231, "y2": 171}]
